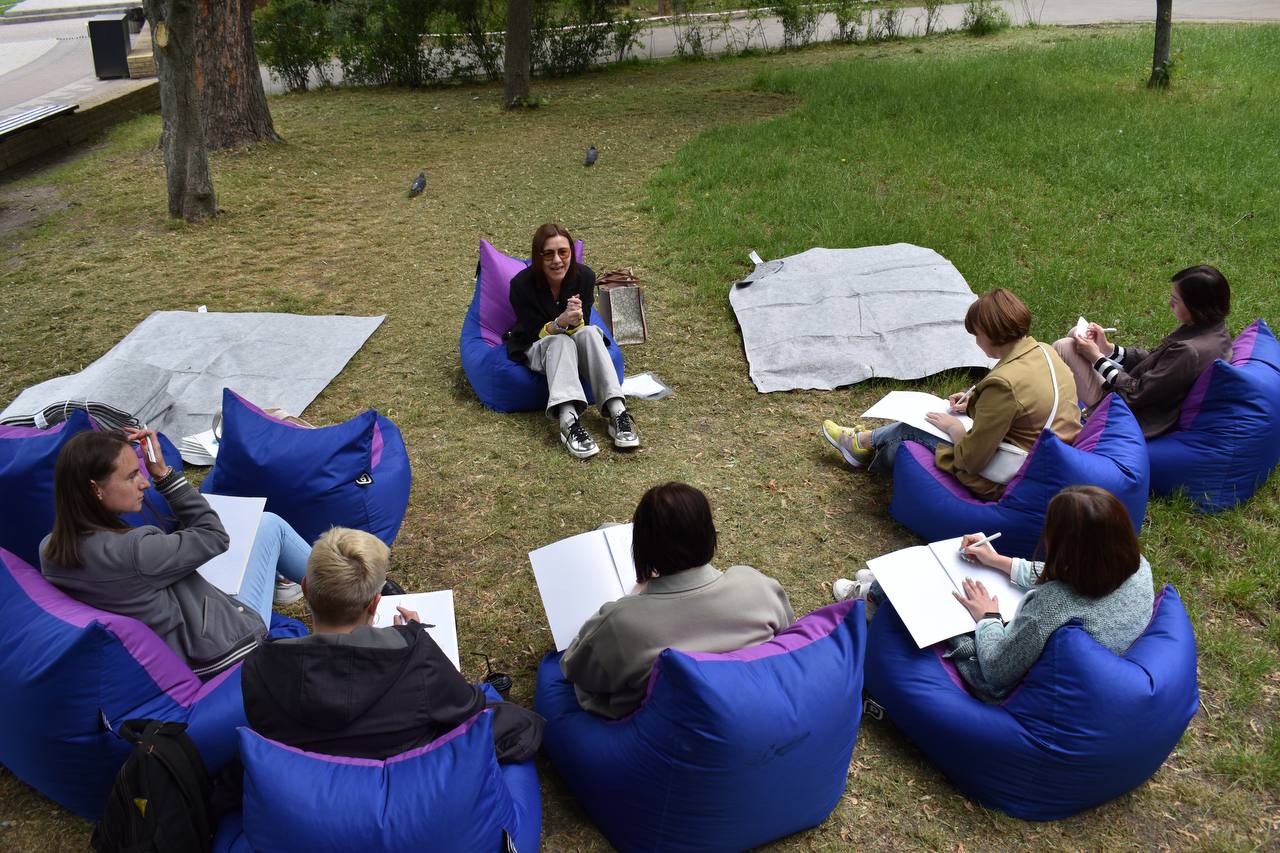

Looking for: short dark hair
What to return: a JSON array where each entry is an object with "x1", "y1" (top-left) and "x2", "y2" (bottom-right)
[
  {"x1": 964, "y1": 288, "x2": 1031, "y2": 346},
  {"x1": 530, "y1": 222, "x2": 580, "y2": 288},
  {"x1": 44, "y1": 431, "x2": 131, "y2": 568},
  {"x1": 1172, "y1": 265, "x2": 1231, "y2": 326},
  {"x1": 631, "y1": 482, "x2": 717, "y2": 583},
  {"x1": 1036, "y1": 486, "x2": 1140, "y2": 599}
]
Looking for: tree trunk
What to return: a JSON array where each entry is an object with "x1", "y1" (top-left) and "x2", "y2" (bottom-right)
[
  {"x1": 1148, "y1": 0, "x2": 1173, "y2": 88},
  {"x1": 144, "y1": 0, "x2": 217, "y2": 222},
  {"x1": 503, "y1": 0, "x2": 531, "y2": 109},
  {"x1": 196, "y1": 0, "x2": 280, "y2": 149}
]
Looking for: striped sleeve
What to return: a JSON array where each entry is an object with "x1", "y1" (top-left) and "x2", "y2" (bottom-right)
[{"x1": 1092, "y1": 344, "x2": 1126, "y2": 390}]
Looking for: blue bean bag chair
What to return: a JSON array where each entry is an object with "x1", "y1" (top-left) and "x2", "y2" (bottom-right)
[
  {"x1": 889, "y1": 394, "x2": 1150, "y2": 559},
  {"x1": 460, "y1": 238, "x2": 624, "y2": 413},
  {"x1": 201, "y1": 388, "x2": 411, "y2": 546},
  {"x1": 0, "y1": 548, "x2": 305, "y2": 820},
  {"x1": 0, "y1": 410, "x2": 184, "y2": 567},
  {"x1": 862, "y1": 587, "x2": 1198, "y2": 820},
  {"x1": 1147, "y1": 319, "x2": 1280, "y2": 512},
  {"x1": 211, "y1": 686, "x2": 542, "y2": 853},
  {"x1": 535, "y1": 600, "x2": 866, "y2": 853}
]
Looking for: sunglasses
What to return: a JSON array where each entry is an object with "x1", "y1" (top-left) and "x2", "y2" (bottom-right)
[{"x1": 540, "y1": 248, "x2": 572, "y2": 260}]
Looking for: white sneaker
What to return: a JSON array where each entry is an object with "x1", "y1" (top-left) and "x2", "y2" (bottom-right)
[
  {"x1": 832, "y1": 576, "x2": 872, "y2": 602},
  {"x1": 274, "y1": 576, "x2": 303, "y2": 605}
]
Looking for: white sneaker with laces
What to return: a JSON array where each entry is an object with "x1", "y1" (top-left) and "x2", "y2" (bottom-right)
[
  {"x1": 274, "y1": 576, "x2": 303, "y2": 605},
  {"x1": 560, "y1": 417, "x2": 600, "y2": 460}
]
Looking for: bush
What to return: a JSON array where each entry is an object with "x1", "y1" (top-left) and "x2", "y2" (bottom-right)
[
  {"x1": 777, "y1": 0, "x2": 819, "y2": 50},
  {"x1": 332, "y1": 0, "x2": 438, "y2": 86},
  {"x1": 962, "y1": 0, "x2": 1011, "y2": 36},
  {"x1": 533, "y1": 0, "x2": 627, "y2": 76},
  {"x1": 869, "y1": 7, "x2": 903, "y2": 41},
  {"x1": 830, "y1": 0, "x2": 864, "y2": 44},
  {"x1": 255, "y1": 0, "x2": 334, "y2": 93}
]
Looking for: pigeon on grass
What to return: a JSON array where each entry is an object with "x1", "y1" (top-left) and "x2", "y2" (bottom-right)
[
  {"x1": 584, "y1": 145, "x2": 598, "y2": 167},
  {"x1": 409, "y1": 172, "x2": 426, "y2": 198}
]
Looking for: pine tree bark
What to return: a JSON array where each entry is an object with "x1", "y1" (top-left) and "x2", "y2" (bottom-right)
[
  {"x1": 1148, "y1": 0, "x2": 1173, "y2": 88},
  {"x1": 196, "y1": 0, "x2": 280, "y2": 149},
  {"x1": 144, "y1": 0, "x2": 217, "y2": 222},
  {"x1": 503, "y1": 0, "x2": 531, "y2": 109}
]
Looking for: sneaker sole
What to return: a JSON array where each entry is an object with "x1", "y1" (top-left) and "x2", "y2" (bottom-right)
[
  {"x1": 821, "y1": 426, "x2": 867, "y2": 469},
  {"x1": 560, "y1": 432, "x2": 600, "y2": 459}
]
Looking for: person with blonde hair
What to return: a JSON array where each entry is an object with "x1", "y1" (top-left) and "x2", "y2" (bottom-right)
[{"x1": 242, "y1": 527, "x2": 543, "y2": 761}]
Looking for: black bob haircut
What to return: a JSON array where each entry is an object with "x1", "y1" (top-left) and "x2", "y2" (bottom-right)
[{"x1": 631, "y1": 482, "x2": 717, "y2": 584}]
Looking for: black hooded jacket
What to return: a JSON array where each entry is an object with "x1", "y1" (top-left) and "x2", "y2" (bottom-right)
[{"x1": 242, "y1": 623, "x2": 542, "y2": 763}]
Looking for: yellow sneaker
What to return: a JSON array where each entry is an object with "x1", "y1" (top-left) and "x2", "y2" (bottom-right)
[{"x1": 821, "y1": 419, "x2": 871, "y2": 468}]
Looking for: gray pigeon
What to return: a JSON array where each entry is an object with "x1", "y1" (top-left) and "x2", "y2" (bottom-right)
[
  {"x1": 408, "y1": 171, "x2": 426, "y2": 198},
  {"x1": 584, "y1": 145, "x2": 597, "y2": 167}
]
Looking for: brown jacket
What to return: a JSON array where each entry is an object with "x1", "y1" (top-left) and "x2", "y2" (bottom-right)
[
  {"x1": 936, "y1": 336, "x2": 1082, "y2": 501},
  {"x1": 1101, "y1": 321, "x2": 1232, "y2": 438},
  {"x1": 560, "y1": 564, "x2": 794, "y2": 719}
]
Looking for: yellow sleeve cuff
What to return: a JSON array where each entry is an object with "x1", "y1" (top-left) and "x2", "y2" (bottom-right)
[
  {"x1": 565, "y1": 320, "x2": 586, "y2": 335},
  {"x1": 538, "y1": 322, "x2": 554, "y2": 339}
]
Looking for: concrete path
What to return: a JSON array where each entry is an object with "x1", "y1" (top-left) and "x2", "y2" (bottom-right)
[{"x1": 1, "y1": 0, "x2": 1277, "y2": 121}]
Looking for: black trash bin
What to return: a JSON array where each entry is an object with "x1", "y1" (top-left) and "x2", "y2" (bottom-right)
[{"x1": 88, "y1": 14, "x2": 131, "y2": 80}]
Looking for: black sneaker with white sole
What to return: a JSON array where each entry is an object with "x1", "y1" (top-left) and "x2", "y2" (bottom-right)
[
  {"x1": 560, "y1": 417, "x2": 600, "y2": 459},
  {"x1": 608, "y1": 410, "x2": 640, "y2": 449}
]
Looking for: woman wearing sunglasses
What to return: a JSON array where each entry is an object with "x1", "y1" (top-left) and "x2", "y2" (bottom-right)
[{"x1": 504, "y1": 223, "x2": 639, "y2": 459}]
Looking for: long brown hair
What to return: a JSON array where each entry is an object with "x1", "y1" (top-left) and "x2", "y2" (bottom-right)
[
  {"x1": 1037, "y1": 485, "x2": 1140, "y2": 598},
  {"x1": 43, "y1": 431, "x2": 131, "y2": 568},
  {"x1": 530, "y1": 223, "x2": 580, "y2": 290}
]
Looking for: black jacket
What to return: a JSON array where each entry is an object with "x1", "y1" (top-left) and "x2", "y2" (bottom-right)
[
  {"x1": 242, "y1": 623, "x2": 543, "y2": 763},
  {"x1": 504, "y1": 263, "x2": 601, "y2": 362}
]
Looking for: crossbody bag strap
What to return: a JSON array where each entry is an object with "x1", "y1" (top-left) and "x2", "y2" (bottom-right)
[{"x1": 1038, "y1": 343, "x2": 1059, "y2": 430}]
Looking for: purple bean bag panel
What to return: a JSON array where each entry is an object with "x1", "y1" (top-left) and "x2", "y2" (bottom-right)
[
  {"x1": 212, "y1": 686, "x2": 541, "y2": 853},
  {"x1": 0, "y1": 409, "x2": 183, "y2": 567},
  {"x1": 460, "y1": 238, "x2": 624, "y2": 413},
  {"x1": 862, "y1": 586, "x2": 1199, "y2": 820},
  {"x1": 535, "y1": 601, "x2": 866, "y2": 853},
  {"x1": 0, "y1": 548, "x2": 305, "y2": 820},
  {"x1": 201, "y1": 388, "x2": 411, "y2": 546},
  {"x1": 1147, "y1": 319, "x2": 1280, "y2": 512},
  {"x1": 889, "y1": 394, "x2": 1150, "y2": 559}
]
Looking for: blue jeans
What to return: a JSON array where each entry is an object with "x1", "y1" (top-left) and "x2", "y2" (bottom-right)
[
  {"x1": 867, "y1": 422, "x2": 951, "y2": 475},
  {"x1": 234, "y1": 512, "x2": 310, "y2": 627}
]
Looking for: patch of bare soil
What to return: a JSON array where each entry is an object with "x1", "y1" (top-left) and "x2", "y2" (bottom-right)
[{"x1": 0, "y1": 184, "x2": 68, "y2": 239}]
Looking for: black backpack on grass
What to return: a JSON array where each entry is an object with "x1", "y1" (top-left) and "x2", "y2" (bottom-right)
[{"x1": 91, "y1": 719, "x2": 213, "y2": 853}]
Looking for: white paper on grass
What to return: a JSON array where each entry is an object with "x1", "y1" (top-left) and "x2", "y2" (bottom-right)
[
  {"x1": 867, "y1": 536, "x2": 1025, "y2": 649},
  {"x1": 862, "y1": 391, "x2": 974, "y2": 442},
  {"x1": 530, "y1": 524, "x2": 637, "y2": 651},
  {"x1": 620, "y1": 372, "x2": 670, "y2": 399},
  {"x1": 372, "y1": 591, "x2": 460, "y2": 671},
  {"x1": 197, "y1": 495, "x2": 266, "y2": 595},
  {"x1": 180, "y1": 428, "x2": 220, "y2": 466}
]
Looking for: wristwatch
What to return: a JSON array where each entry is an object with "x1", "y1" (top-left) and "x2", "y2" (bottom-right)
[
  {"x1": 553, "y1": 318, "x2": 569, "y2": 333},
  {"x1": 980, "y1": 611, "x2": 1003, "y2": 622}
]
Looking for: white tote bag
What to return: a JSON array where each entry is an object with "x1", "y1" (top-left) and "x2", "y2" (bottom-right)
[{"x1": 976, "y1": 344, "x2": 1060, "y2": 485}]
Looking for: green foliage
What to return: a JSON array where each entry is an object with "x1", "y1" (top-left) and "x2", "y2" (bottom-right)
[
  {"x1": 869, "y1": 6, "x2": 903, "y2": 41},
  {"x1": 331, "y1": 0, "x2": 438, "y2": 86},
  {"x1": 829, "y1": 0, "x2": 864, "y2": 44},
  {"x1": 962, "y1": 0, "x2": 1011, "y2": 36},
  {"x1": 531, "y1": 0, "x2": 643, "y2": 76},
  {"x1": 776, "y1": 0, "x2": 820, "y2": 50},
  {"x1": 254, "y1": 0, "x2": 334, "y2": 93},
  {"x1": 1149, "y1": 46, "x2": 1185, "y2": 89}
]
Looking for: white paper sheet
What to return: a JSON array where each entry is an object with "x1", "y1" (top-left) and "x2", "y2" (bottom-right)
[
  {"x1": 372, "y1": 591, "x2": 460, "y2": 670},
  {"x1": 867, "y1": 536, "x2": 1027, "y2": 648},
  {"x1": 929, "y1": 537, "x2": 1024, "y2": 623},
  {"x1": 601, "y1": 523, "x2": 637, "y2": 593},
  {"x1": 620, "y1": 372, "x2": 670, "y2": 399},
  {"x1": 868, "y1": 546, "x2": 976, "y2": 648},
  {"x1": 862, "y1": 390, "x2": 974, "y2": 441},
  {"x1": 529, "y1": 525, "x2": 633, "y2": 651},
  {"x1": 180, "y1": 428, "x2": 220, "y2": 466},
  {"x1": 198, "y1": 495, "x2": 266, "y2": 595}
]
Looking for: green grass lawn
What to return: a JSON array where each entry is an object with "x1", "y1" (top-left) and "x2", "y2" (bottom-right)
[{"x1": 1, "y1": 22, "x2": 1278, "y2": 851}]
